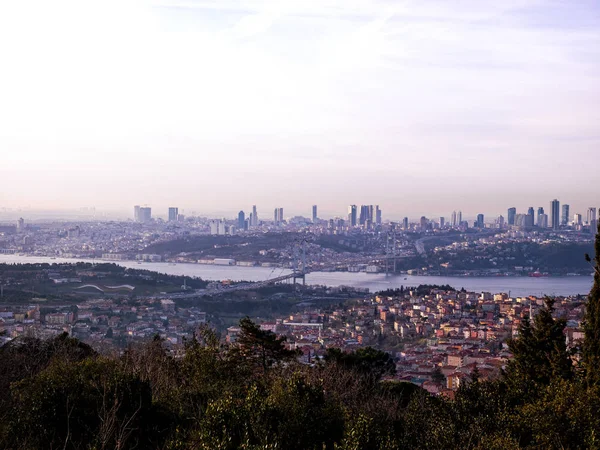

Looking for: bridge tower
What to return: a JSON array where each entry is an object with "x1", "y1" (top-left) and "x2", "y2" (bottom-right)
[
  {"x1": 385, "y1": 231, "x2": 397, "y2": 276},
  {"x1": 292, "y1": 240, "x2": 306, "y2": 286}
]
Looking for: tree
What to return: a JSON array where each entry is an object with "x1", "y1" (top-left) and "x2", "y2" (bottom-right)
[
  {"x1": 324, "y1": 347, "x2": 396, "y2": 380},
  {"x1": 583, "y1": 225, "x2": 600, "y2": 387},
  {"x1": 504, "y1": 298, "x2": 573, "y2": 397},
  {"x1": 6, "y1": 358, "x2": 167, "y2": 449},
  {"x1": 234, "y1": 317, "x2": 299, "y2": 373},
  {"x1": 431, "y1": 366, "x2": 445, "y2": 387}
]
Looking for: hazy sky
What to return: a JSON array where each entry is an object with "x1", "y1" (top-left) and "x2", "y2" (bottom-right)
[{"x1": 1, "y1": 0, "x2": 599, "y2": 220}]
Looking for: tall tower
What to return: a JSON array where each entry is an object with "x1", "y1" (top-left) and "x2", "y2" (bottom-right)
[
  {"x1": 403, "y1": 217, "x2": 409, "y2": 230},
  {"x1": 273, "y1": 208, "x2": 279, "y2": 223},
  {"x1": 278, "y1": 208, "x2": 284, "y2": 223},
  {"x1": 561, "y1": 204, "x2": 570, "y2": 226},
  {"x1": 527, "y1": 207, "x2": 535, "y2": 228},
  {"x1": 168, "y1": 207, "x2": 179, "y2": 222},
  {"x1": 588, "y1": 207, "x2": 598, "y2": 235},
  {"x1": 507, "y1": 207, "x2": 516, "y2": 226},
  {"x1": 134, "y1": 205, "x2": 141, "y2": 222},
  {"x1": 238, "y1": 210, "x2": 245, "y2": 229},
  {"x1": 312, "y1": 205, "x2": 318, "y2": 222},
  {"x1": 476, "y1": 214, "x2": 484, "y2": 228},
  {"x1": 375, "y1": 205, "x2": 382, "y2": 225},
  {"x1": 451, "y1": 211, "x2": 457, "y2": 227},
  {"x1": 348, "y1": 205, "x2": 357, "y2": 227},
  {"x1": 252, "y1": 205, "x2": 258, "y2": 227},
  {"x1": 457, "y1": 211, "x2": 462, "y2": 225},
  {"x1": 551, "y1": 199, "x2": 560, "y2": 230}
]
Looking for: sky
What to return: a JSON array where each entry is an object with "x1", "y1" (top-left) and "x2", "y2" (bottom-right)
[{"x1": 0, "y1": 0, "x2": 599, "y2": 220}]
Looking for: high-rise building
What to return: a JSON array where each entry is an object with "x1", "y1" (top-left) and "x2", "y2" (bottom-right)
[
  {"x1": 451, "y1": 211, "x2": 457, "y2": 227},
  {"x1": 588, "y1": 207, "x2": 597, "y2": 235},
  {"x1": 496, "y1": 215, "x2": 505, "y2": 229},
  {"x1": 348, "y1": 205, "x2": 357, "y2": 227},
  {"x1": 403, "y1": 217, "x2": 409, "y2": 230},
  {"x1": 375, "y1": 205, "x2": 382, "y2": 225},
  {"x1": 238, "y1": 211, "x2": 245, "y2": 229},
  {"x1": 551, "y1": 199, "x2": 560, "y2": 230},
  {"x1": 439, "y1": 217, "x2": 445, "y2": 228},
  {"x1": 16, "y1": 217, "x2": 25, "y2": 233},
  {"x1": 278, "y1": 208, "x2": 284, "y2": 223},
  {"x1": 476, "y1": 214, "x2": 484, "y2": 228},
  {"x1": 457, "y1": 211, "x2": 462, "y2": 225},
  {"x1": 538, "y1": 214, "x2": 548, "y2": 229},
  {"x1": 168, "y1": 207, "x2": 179, "y2": 222},
  {"x1": 312, "y1": 205, "x2": 318, "y2": 222},
  {"x1": 252, "y1": 205, "x2": 258, "y2": 227},
  {"x1": 574, "y1": 213, "x2": 583, "y2": 226},
  {"x1": 507, "y1": 207, "x2": 516, "y2": 226},
  {"x1": 420, "y1": 216, "x2": 428, "y2": 229},
  {"x1": 527, "y1": 207, "x2": 535, "y2": 227},
  {"x1": 139, "y1": 207, "x2": 152, "y2": 223},
  {"x1": 273, "y1": 208, "x2": 279, "y2": 223},
  {"x1": 561, "y1": 204, "x2": 570, "y2": 226},
  {"x1": 536, "y1": 207, "x2": 544, "y2": 227},
  {"x1": 134, "y1": 205, "x2": 141, "y2": 222}
]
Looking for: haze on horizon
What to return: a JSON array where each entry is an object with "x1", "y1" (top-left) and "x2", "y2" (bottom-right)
[{"x1": 1, "y1": 0, "x2": 599, "y2": 220}]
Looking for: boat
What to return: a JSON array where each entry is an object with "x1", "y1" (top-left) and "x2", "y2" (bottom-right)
[{"x1": 528, "y1": 270, "x2": 546, "y2": 278}]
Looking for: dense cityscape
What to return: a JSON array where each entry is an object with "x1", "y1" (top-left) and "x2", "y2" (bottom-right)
[{"x1": 2, "y1": 0, "x2": 600, "y2": 447}]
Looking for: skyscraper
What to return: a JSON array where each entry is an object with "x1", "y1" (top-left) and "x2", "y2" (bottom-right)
[
  {"x1": 451, "y1": 211, "x2": 457, "y2": 227},
  {"x1": 238, "y1": 211, "x2": 245, "y2": 229},
  {"x1": 561, "y1": 204, "x2": 570, "y2": 226},
  {"x1": 168, "y1": 207, "x2": 179, "y2": 222},
  {"x1": 439, "y1": 217, "x2": 445, "y2": 228},
  {"x1": 252, "y1": 205, "x2": 258, "y2": 227},
  {"x1": 574, "y1": 213, "x2": 583, "y2": 226},
  {"x1": 507, "y1": 207, "x2": 516, "y2": 226},
  {"x1": 312, "y1": 205, "x2": 318, "y2": 222},
  {"x1": 278, "y1": 208, "x2": 284, "y2": 223},
  {"x1": 496, "y1": 215, "x2": 505, "y2": 229},
  {"x1": 134, "y1": 205, "x2": 141, "y2": 222},
  {"x1": 359, "y1": 205, "x2": 369, "y2": 225},
  {"x1": 476, "y1": 214, "x2": 484, "y2": 228},
  {"x1": 348, "y1": 205, "x2": 357, "y2": 227},
  {"x1": 551, "y1": 199, "x2": 560, "y2": 230},
  {"x1": 375, "y1": 205, "x2": 382, "y2": 225},
  {"x1": 139, "y1": 207, "x2": 152, "y2": 223},
  {"x1": 273, "y1": 208, "x2": 279, "y2": 223},
  {"x1": 403, "y1": 217, "x2": 409, "y2": 230},
  {"x1": 527, "y1": 207, "x2": 535, "y2": 228},
  {"x1": 588, "y1": 207, "x2": 597, "y2": 235},
  {"x1": 457, "y1": 211, "x2": 462, "y2": 225},
  {"x1": 537, "y1": 207, "x2": 544, "y2": 226}
]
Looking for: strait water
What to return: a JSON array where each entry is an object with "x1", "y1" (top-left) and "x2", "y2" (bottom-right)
[{"x1": 0, "y1": 255, "x2": 594, "y2": 297}]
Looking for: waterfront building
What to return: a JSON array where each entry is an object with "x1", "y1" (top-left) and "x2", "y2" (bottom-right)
[{"x1": 588, "y1": 207, "x2": 598, "y2": 235}]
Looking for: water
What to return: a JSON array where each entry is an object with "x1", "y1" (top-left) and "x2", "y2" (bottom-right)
[{"x1": 0, "y1": 255, "x2": 593, "y2": 297}]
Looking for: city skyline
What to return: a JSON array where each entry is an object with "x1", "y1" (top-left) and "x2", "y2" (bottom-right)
[
  {"x1": 1, "y1": 1, "x2": 599, "y2": 215},
  {"x1": 1, "y1": 197, "x2": 598, "y2": 224}
]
